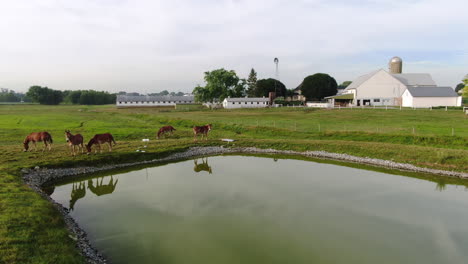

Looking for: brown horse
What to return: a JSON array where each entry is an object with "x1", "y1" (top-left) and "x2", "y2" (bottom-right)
[
  {"x1": 65, "y1": 130, "x2": 84, "y2": 156},
  {"x1": 157, "y1": 125, "x2": 176, "y2": 139},
  {"x1": 87, "y1": 176, "x2": 118, "y2": 196},
  {"x1": 86, "y1": 133, "x2": 116, "y2": 154},
  {"x1": 23, "y1": 132, "x2": 53, "y2": 152},
  {"x1": 193, "y1": 124, "x2": 212, "y2": 141}
]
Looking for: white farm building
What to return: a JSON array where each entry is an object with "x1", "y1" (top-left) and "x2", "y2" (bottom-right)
[
  {"x1": 326, "y1": 69, "x2": 461, "y2": 108},
  {"x1": 402, "y1": 87, "x2": 462, "y2": 108},
  {"x1": 116, "y1": 95, "x2": 195, "y2": 107},
  {"x1": 222, "y1": 97, "x2": 270, "y2": 109}
]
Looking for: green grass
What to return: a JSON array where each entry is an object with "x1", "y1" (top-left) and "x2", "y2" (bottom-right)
[{"x1": 1, "y1": 104, "x2": 467, "y2": 263}]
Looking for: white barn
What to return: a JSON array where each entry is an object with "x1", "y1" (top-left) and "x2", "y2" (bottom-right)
[
  {"x1": 222, "y1": 97, "x2": 270, "y2": 109},
  {"x1": 116, "y1": 95, "x2": 195, "y2": 107},
  {"x1": 402, "y1": 87, "x2": 462, "y2": 108},
  {"x1": 326, "y1": 69, "x2": 460, "y2": 107}
]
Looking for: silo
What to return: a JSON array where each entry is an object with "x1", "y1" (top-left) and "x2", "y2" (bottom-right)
[{"x1": 388, "y1": 56, "x2": 402, "y2": 74}]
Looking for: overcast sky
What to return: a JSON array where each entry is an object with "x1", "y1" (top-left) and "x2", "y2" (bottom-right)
[{"x1": 1, "y1": 0, "x2": 467, "y2": 93}]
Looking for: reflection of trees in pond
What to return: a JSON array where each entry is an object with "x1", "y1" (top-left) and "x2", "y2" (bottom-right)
[
  {"x1": 70, "y1": 181, "x2": 86, "y2": 211},
  {"x1": 43, "y1": 186, "x2": 55, "y2": 196},
  {"x1": 88, "y1": 176, "x2": 118, "y2": 196},
  {"x1": 435, "y1": 180, "x2": 447, "y2": 192},
  {"x1": 194, "y1": 157, "x2": 212, "y2": 174}
]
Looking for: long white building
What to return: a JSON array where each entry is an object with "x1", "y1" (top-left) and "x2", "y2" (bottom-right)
[
  {"x1": 116, "y1": 95, "x2": 195, "y2": 107},
  {"x1": 222, "y1": 97, "x2": 270, "y2": 109}
]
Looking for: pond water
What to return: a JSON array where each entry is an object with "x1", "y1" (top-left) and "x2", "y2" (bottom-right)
[{"x1": 48, "y1": 156, "x2": 468, "y2": 264}]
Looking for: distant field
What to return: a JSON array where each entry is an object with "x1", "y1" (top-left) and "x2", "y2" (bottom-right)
[{"x1": 0, "y1": 104, "x2": 466, "y2": 146}]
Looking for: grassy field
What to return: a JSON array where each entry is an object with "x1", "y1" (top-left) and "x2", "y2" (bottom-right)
[{"x1": 1, "y1": 104, "x2": 468, "y2": 263}]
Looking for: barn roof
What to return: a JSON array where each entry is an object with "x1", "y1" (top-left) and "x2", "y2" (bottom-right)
[
  {"x1": 117, "y1": 95, "x2": 194, "y2": 102},
  {"x1": 406, "y1": 86, "x2": 458, "y2": 97},
  {"x1": 391, "y1": 73, "x2": 436, "y2": 86},
  {"x1": 224, "y1": 97, "x2": 270, "y2": 102}
]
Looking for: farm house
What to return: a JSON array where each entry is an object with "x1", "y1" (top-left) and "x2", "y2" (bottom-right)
[
  {"x1": 402, "y1": 87, "x2": 462, "y2": 108},
  {"x1": 222, "y1": 97, "x2": 270, "y2": 109},
  {"x1": 116, "y1": 95, "x2": 194, "y2": 107}
]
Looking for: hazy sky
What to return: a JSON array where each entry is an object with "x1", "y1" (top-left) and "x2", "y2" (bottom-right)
[{"x1": 1, "y1": 0, "x2": 467, "y2": 93}]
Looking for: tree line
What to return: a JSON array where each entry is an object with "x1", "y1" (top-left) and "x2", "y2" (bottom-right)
[
  {"x1": 0, "y1": 88, "x2": 32, "y2": 102},
  {"x1": 192, "y1": 68, "x2": 341, "y2": 103},
  {"x1": 25, "y1": 86, "x2": 116, "y2": 105}
]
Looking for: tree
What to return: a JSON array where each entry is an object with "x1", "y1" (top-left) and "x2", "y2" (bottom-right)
[
  {"x1": 254, "y1": 78, "x2": 287, "y2": 97},
  {"x1": 463, "y1": 75, "x2": 468, "y2": 97},
  {"x1": 455, "y1": 83, "x2": 464, "y2": 93},
  {"x1": 26, "y1": 86, "x2": 63, "y2": 105},
  {"x1": 192, "y1": 68, "x2": 246, "y2": 102},
  {"x1": 246, "y1": 68, "x2": 258, "y2": 97},
  {"x1": 0, "y1": 89, "x2": 20, "y2": 102},
  {"x1": 300, "y1": 73, "x2": 338, "y2": 101}
]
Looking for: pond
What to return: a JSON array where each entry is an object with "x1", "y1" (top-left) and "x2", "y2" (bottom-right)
[{"x1": 48, "y1": 155, "x2": 468, "y2": 264}]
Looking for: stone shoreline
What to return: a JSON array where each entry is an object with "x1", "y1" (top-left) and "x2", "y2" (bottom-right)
[{"x1": 22, "y1": 146, "x2": 468, "y2": 263}]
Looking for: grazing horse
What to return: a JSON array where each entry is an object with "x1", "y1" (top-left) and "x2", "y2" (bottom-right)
[
  {"x1": 87, "y1": 176, "x2": 119, "y2": 196},
  {"x1": 23, "y1": 132, "x2": 53, "y2": 152},
  {"x1": 65, "y1": 130, "x2": 84, "y2": 156},
  {"x1": 193, "y1": 124, "x2": 212, "y2": 141},
  {"x1": 193, "y1": 157, "x2": 212, "y2": 174},
  {"x1": 86, "y1": 133, "x2": 116, "y2": 154},
  {"x1": 157, "y1": 125, "x2": 176, "y2": 139}
]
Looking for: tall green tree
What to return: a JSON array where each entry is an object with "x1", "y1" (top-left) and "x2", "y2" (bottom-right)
[
  {"x1": 26, "y1": 86, "x2": 63, "y2": 105},
  {"x1": 246, "y1": 68, "x2": 258, "y2": 97},
  {"x1": 192, "y1": 69, "x2": 246, "y2": 102},
  {"x1": 300, "y1": 73, "x2": 338, "y2": 101},
  {"x1": 254, "y1": 78, "x2": 287, "y2": 97},
  {"x1": 455, "y1": 83, "x2": 464, "y2": 93}
]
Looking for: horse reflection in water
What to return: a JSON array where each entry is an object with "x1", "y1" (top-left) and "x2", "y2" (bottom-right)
[
  {"x1": 88, "y1": 176, "x2": 119, "y2": 196},
  {"x1": 69, "y1": 181, "x2": 86, "y2": 211},
  {"x1": 193, "y1": 157, "x2": 212, "y2": 174}
]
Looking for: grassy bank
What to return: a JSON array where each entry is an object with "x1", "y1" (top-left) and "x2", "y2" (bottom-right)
[{"x1": 1, "y1": 104, "x2": 467, "y2": 263}]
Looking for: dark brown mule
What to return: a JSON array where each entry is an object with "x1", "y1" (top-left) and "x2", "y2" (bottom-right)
[
  {"x1": 193, "y1": 124, "x2": 212, "y2": 141},
  {"x1": 65, "y1": 130, "x2": 84, "y2": 156},
  {"x1": 86, "y1": 133, "x2": 116, "y2": 154},
  {"x1": 23, "y1": 132, "x2": 53, "y2": 152},
  {"x1": 157, "y1": 126, "x2": 176, "y2": 139}
]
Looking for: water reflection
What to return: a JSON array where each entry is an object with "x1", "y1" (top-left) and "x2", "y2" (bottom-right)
[
  {"x1": 70, "y1": 181, "x2": 86, "y2": 211},
  {"x1": 435, "y1": 179, "x2": 447, "y2": 192},
  {"x1": 43, "y1": 185, "x2": 55, "y2": 196},
  {"x1": 88, "y1": 176, "x2": 119, "y2": 196},
  {"x1": 193, "y1": 157, "x2": 212, "y2": 174},
  {"x1": 66, "y1": 176, "x2": 119, "y2": 210}
]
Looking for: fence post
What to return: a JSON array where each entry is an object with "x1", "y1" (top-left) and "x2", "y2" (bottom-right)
[
  {"x1": 294, "y1": 122, "x2": 297, "y2": 131},
  {"x1": 385, "y1": 106, "x2": 388, "y2": 110},
  {"x1": 318, "y1": 124, "x2": 321, "y2": 132},
  {"x1": 400, "y1": 105, "x2": 402, "y2": 110},
  {"x1": 452, "y1": 128, "x2": 454, "y2": 136},
  {"x1": 445, "y1": 106, "x2": 448, "y2": 111},
  {"x1": 412, "y1": 127, "x2": 415, "y2": 134}
]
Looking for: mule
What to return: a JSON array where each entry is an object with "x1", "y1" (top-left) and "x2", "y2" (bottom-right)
[
  {"x1": 193, "y1": 124, "x2": 212, "y2": 141},
  {"x1": 65, "y1": 130, "x2": 84, "y2": 156},
  {"x1": 86, "y1": 133, "x2": 116, "y2": 154},
  {"x1": 157, "y1": 125, "x2": 176, "y2": 139},
  {"x1": 23, "y1": 132, "x2": 53, "y2": 152}
]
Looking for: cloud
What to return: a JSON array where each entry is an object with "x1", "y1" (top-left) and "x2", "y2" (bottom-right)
[{"x1": 0, "y1": 0, "x2": 467, "y2": 92}]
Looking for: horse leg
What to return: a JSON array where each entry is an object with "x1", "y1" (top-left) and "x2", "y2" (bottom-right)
[
  {"x1": 80, "y1": 143, "x2": 84, "y2": 153},
  {"x1": 48, "y1": 141, "x2": 52, "y2": 151},
  {"x1": 33, "y1": 142, "x2": 37, "y2": 151},
  {"x1": 108, "y1": 142, "x2": 112, "y2": 152},
  {"x1": 42, "y1": 141, "x2": 47, "y2": 152}
]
